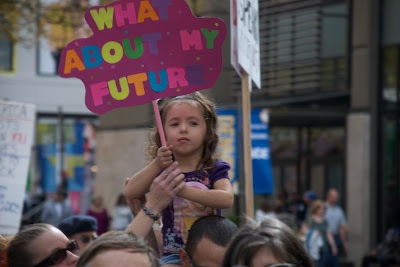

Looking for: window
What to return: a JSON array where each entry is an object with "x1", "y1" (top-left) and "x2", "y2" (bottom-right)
[{"x1": 0, "y1": 32, "x2": 13, "y2": 71}]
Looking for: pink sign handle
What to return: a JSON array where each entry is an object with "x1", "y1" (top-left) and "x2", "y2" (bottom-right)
[{"x1": 152, "y1": 100, "x2": 167, "y2": 147}]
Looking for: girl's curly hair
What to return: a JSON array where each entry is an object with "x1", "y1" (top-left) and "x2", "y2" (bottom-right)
[{"x1": 147, "y1": 91, "x2": 219, "y2": 171}]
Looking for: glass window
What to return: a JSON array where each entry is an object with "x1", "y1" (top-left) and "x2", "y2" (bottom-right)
[
  {"x1": 38, "y1": 0, "x2": 95, "y2": 75},
  {"x1": 380, "y1": 117, "x2": 400, "y2": 235},
  {"x1": 380, "y1": 0, "x2": 400, "y2": 240},
  {"x1": 311, "y1": 127, "x2": 345, "y2": 157},
  {"x1": 0, "y1": 32, "x2": 13, "y2": 71},
  {"x1": 382, "y1": 46, "x2": 399, "y2": 108},
  {"x1": 383, "y1": 0, "x2": 400, "y2": 45},
  {"x1": 311, "y1": 164, "x2": 325, "y2": 198},
  {"x1": 270, "y1": 127, "x2": 298, "y2": 159},
  {"x1": 321, "y1": 1, "x2": 348, "y2": 91}
]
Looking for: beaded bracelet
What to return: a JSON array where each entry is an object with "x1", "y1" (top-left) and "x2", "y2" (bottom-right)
[{"x1": 141, "y1": 204, "x2": 160, "y2": 221}]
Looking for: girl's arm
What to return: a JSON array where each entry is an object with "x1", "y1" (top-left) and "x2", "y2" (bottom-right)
[
  {"x1": 177, "y1": 178, "x2": 234, "y2": 209},
  {"x1": 326, "y1": 229, "x2": 338, "y2": 256},
  {"x1": 125, "y1": 146, "x2": 173, "y2": 199}
]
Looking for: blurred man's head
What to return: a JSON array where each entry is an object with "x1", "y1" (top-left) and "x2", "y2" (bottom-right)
[
  {"x1": 179, "y1": 215, "x2": 238, "y2": 267},
  {"x1": 327, "y1": 189, "x2": 339, "y2": 205},
  {"x1": 303, "y1": 191, "x2": 317, "y2": 204},
  {"x1": 58, "y1": 215, "x2": 98, "y2": 254}
]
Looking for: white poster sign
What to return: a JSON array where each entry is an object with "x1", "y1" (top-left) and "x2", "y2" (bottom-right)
[
  {"x1": 0, "y1": 101, "x2": 35, "y2": 234},
  {"x1": 237, "y1": 0, "x2": 261, "y2": 89}
]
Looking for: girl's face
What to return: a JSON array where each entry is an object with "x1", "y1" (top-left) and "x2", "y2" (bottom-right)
[
  {"x1": 164, "y1": 102, "x2": 207, "y2": 158},
  {"x1": 30, "y1": 226, "x2": 78, "y2": 267}
]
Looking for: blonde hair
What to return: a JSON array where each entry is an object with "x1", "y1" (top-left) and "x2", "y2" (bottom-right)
[
  {"x1": 147, "y1": 92, "x2": 219, "y2": 171},
  {"x1": 310, "y1": 200, "x2": 325, "y2": 215}
]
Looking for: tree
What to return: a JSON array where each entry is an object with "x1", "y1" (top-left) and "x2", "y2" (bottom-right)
[{"x1": 0, "y1": 0, "x2": 197, "y2": 46}]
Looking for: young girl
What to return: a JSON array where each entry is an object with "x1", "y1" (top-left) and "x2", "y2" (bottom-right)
[{"x1": 125, "y1": 92, "x2": 234, "y2": 265}]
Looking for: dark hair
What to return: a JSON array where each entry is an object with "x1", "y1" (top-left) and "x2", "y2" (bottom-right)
[
  {"x1": 7, "y1": 223, "x2": 54, "y2": 267},
  {"x1": 147, "y1": 91, "x2": 219, "y2": 171},
  {"x1": 223, "y1": 218, "x2": 314, "y2": 267},
  {"x1": 116, "y1": 193, "x2": 127, "y2": 206},
  {"x1": 76, "y1": 231, "x2": 159, "y2": 267},
  {"x1": 259, "y1": 197, "x2": 275, "y2": 213},
  {"x1": 185, "y1": 215, "x2": 238, "y2": 258}
]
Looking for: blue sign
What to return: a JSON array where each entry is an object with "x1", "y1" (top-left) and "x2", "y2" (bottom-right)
[
  {"x1": 251, "y1": 109, "x2": 274, "y2": 194},
  {"x1": 217, "y1": 109, "x2": 239, "y2": 183},
  {"x1": 217, "y1": 109, "x2": 274, "y2": 193}
]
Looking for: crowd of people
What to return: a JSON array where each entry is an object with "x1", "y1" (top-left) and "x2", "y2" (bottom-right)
[
  {"x1": 254, "y1": 189, "x2": 349, "y2": 267},
  {"x1": 1, "y1": 92, "x2": 398, "y2": 267}
]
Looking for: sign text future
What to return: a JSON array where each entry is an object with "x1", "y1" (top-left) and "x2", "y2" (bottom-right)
[{"x1": 59, "y1": 0, "x2": 227, "y2": 114}]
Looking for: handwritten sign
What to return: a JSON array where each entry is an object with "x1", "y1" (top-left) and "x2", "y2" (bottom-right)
[
  {"x1": 0, "y1": 101, "x2": 35, "y2": 234},
  {"x1": 237, "y1": 0, "x2": 261, "y2": 89},
  {"x1": 58, "y1": 0, "x2": 227, "y2": 114}
]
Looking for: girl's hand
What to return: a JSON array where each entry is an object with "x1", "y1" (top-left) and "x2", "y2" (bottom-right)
[{"x1": 156, "y1": 145, "x2": 173, "y2": 169}]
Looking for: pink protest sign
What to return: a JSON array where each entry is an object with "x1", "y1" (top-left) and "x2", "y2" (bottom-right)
[{"x1": 58, "y1": 0, "x2": 227, "y2": 114}]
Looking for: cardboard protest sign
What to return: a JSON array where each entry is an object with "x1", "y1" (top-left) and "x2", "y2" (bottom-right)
[
  {"x1": 237, "y1": 0, "x2": 261, "y2": 89},
  {"x1": 0, "y1": 101, "x2": 35, "y2": 234},
  {"x1": 58, "y1": 0, "x2": 227, "y2": 114}
]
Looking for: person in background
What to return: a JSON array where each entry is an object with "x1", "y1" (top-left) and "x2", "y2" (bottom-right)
[
  {"x1": 361, "y1": 206, "x2": 400, "y2": 267},
  {"x1": 86, "y1": 195, "x2": 109, "y2": 236},
  {"x1": 179, "y1": 215, "x2": 238, "y2": 267},
  {"x1": 300, "y1": 190, "x2": 318, "y2": 234},
  {"x1": 111, "y1": 193, "x2": 134, "y2": 231},
  {"x1": 222, "y1": 218, "x2": 314, "y2": 267},
  {"x1": 286, "y1": 191, "x2": 308, "y2": 228},
  {"x1": 40, "y1": 189, "x2": 74, "y2": 226},
  {"x1": 275, "y1": 204, "x2": 297, "y2": 230},
  {"x1": 255, "y1": 197, "x2": 277, "y2": 222},
  {"x1": 7, "y1": 223, "x2": 79, "y2": 267},
  {"x1": 305, "y1": 200, "x2": 337, "y2": 267},
  {"x1": 76, "y1": 231, "x2": 159, "y2": 267},
  {"x1": 58, "y1": 215, "x2": 98, "y2": 255},
  {"x1": 324, "y1": 188, "x2": 348, "y2": 267}
]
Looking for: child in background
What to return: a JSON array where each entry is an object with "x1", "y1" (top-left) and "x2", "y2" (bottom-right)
[
  {"x1": 86, "y1": 195, "x2": 109, "y2": 235},
  {"x1": 125, "y1": 92, "x2": 234, "y2": 266},
  {"x1": 111, "y1": 193, "x2": 134, "y2": 230}
]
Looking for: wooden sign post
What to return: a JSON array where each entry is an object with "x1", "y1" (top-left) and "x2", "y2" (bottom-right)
[
  {"x1": 233, "y1": 0, "x2": 261, "y2": 218},
  {"x1": 241, "y1": 73, "x2": 254, "y2": 218}
]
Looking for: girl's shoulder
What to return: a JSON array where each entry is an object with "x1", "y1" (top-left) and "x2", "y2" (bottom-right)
[{"x1": 206, "y1": 160, "x2": 231, "y2": 179}]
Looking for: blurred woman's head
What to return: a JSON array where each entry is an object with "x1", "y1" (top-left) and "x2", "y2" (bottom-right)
[
  {"x1": 7, "y1": 223, "x2": 79, "y2": 267},
  {"x1": 223, "y1": 218, "x2": 313, "y2": 267},
  {"x1": 310, "y1": 200, "x2": 326, "y2": 216}
]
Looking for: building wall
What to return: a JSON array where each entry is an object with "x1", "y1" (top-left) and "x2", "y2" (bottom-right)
[
  {"x1": 0, "y1": 44, "x2": 91, "y2": 115},
  {"x1": 94, "y1": 128, "x2": 149, "y2": 213}
]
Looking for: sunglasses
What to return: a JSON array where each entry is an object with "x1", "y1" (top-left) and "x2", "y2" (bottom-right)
[
  {"x1": 33, "y1": 240, "x2": 79, "y2": 267},
  {"x1": 80, "y1": 234, "x2": 98, "y2": 244}
]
